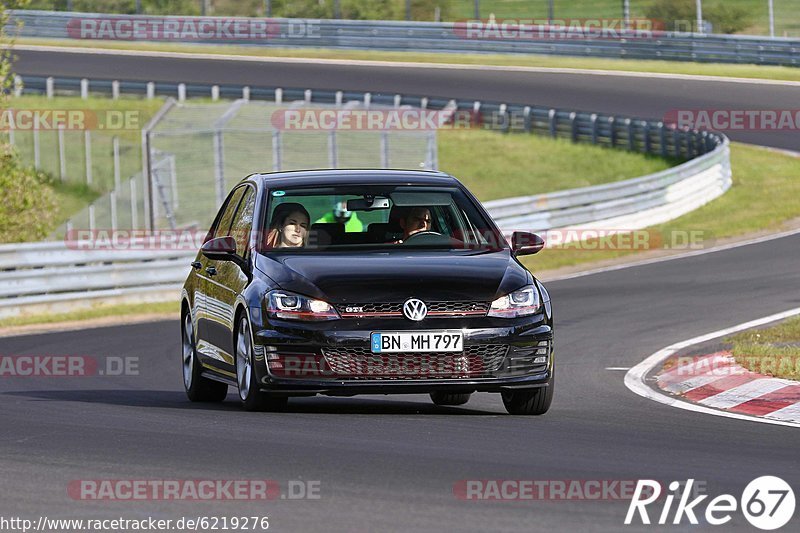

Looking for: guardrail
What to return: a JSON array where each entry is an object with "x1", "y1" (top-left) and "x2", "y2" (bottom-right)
[
  {"x1": 0, "y1": 242, "x2": 194, "y2": 319},
  {"x1": 0, "y1": 76, "x2": 730, "y2": 319},
  {"x1": 8, "y1": 9, "x2": 800, "y2": 66}
]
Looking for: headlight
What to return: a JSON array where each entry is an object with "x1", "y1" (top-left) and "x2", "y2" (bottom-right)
[
  {"x1": 266, "y1": 290, "x2": 339, "y2": 321},
  {"x1": 487, "y1": 285, "x2": 541, "y2": 318}
]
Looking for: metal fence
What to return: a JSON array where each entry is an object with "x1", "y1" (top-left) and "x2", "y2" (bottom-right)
[
  {"x1": 7, "y1": 9, "x2": 800, "y2": 66},
  {"x1": 0, "y1": 74, "x2": 730, "y2": 317}
]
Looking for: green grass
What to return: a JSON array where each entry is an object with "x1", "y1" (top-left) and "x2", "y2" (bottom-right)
[
  {"x1": 0, "y1": 301, "x2": 179, "y2": 329},
  {"x1": 438, "y1": 128, "x2": 679, "y2": 200},
  {"x1": 521, "y1": 143, "x2": 800, "y2": 272},
  {"x1": 6, "y1": 95, "x2": 165, "y2": 229},
  {"x1": 727, "y1": 316, "x2": 800, "y2": 380},
  {"x1": 7, "y1": 95, "x2": 164, "y2": 194},
  {"x1": 17, "y1": 38, "x2": 800, "y2": 83},
  {"x1": 50, "y1": 181, "x2": 100, "y2": 224}
]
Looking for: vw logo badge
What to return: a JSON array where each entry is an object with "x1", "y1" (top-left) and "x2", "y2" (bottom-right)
[{"x1": 403, "y1": 298, "x2": 428, "y2": 321}]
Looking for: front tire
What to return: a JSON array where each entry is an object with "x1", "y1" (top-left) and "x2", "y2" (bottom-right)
[
  {"x1": 430, "y1": 392, "x2": 472, "y2": 406},
  {"x1": 501, "y1": 380, "x2": 554, "y2": 415},
  {"x1": 236, "y1": 316, "x2": 288, "y2": 412},
  {"x1": 182, "y1": 311, "x2": 228, "y2": 402}
]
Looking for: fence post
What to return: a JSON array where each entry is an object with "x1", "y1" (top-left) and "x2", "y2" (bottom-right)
[
  {"x1": 569, "y1": 111, "x2": 578, "y2": 142},
  {"x1": 113, "y1": 136, "x2": 121, "y2": 190},
  {"x1": 169, "y1": 155, "x2": 179, "y2": 209},
  {"x1": 426, "y1": 131, "x2": 437, "y2": 170},
  {"x1": 275, "y1": 88, "x2": 283, "y2": 104},
  {"x1": 626, "y1": 118, "x2": 634, "y2": 151},
  {"x1": 590, "y1": 113, "x2": 598, "y2": 144},
  {"x1": 548, "y1": 108, "x2": 557, "y2": 137},
  {"x1": 522, "y1": 106, "x2": 531, "y2": 133},
  {"x1": 112, "y1": 80, "x2": 120, "y2": 99},
  {"x1": 420, "y1": 97, "x2": 428, "y2": 110},
  {"x1": 211, "y1": 85, "x2": 220, "y2": 101},
  {"x1": 84, "y1": 130, "x2": 93, "y2": 185},
  {"x1": 7, "y1": 124, "x2": 14, "y2": 146},
  {"x1": 46, "y1": 76, "x2": 54, "y2": 98},
  {"x1": 146, "y1": 82, "x2": 155, "y2": 100},
  {"x1": 304, "y1": 89, "x2": 312, "y2": 103},
  {"x1": 142, "y1": 130, "x2": 153, "y2": 231},
  {"x1": 88, "y1": 203, "x2": 96, "y2": 232},
  {"x1": 13, "y1": 75, "x2": 22, "y2": 97},
  {"x1": 272, "y1": 130, "x2": 282, "y2": 171},
  {"x1": 658, "y1": 122, "x2": 667, "y2": 157},
  {"x1": 242, "y1": 86, "x2": 250, "y2": 101},
  {"x1": 335, "y1": 91, "x2": 343, "y2": 107},
  {"x1": 110, "y1": 191, "x2": 118, "y2": 231},
  {"x1": 58, "y1": 126, "x2": 66, "y2": 181},
  {"x1": 498, "y1": 104, "x2": 509, "y2": 133},
  {"x1": 328, "y1": 130, "x2": 338, "y2": 168},
  {"x1": 394, "y1": 94, "x2": 402, "y2": 108},
  {"x1": 380, "y1": 131, "x2": 389, "y2": 168},
  {"x1": 130, "y1": 177, "x2": 138, "y2": 229},
  {"x1": 213, "y1": 130, "x2": 226, "y2": 207},
  {"x1": 80, "y1": 78, "x2": 89, "y2": 99},
  {"x1": 364, "y1": 92, "x2": 371, "y2": 108},
  {"x1": 643, "y1": 121, "x2": 652, "y2": 153},
  {"x1": 609, "y1": 117, "x2": 617, "y2": 147},
  {"x1": 178, "y1": 83, "x2": 186, "y2": 102},
  {"x1": 33, "y1": 128, "x2": 41, "y2": 169}
]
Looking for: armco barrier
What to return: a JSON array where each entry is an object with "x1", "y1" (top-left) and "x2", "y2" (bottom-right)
[
  {"x1": 7, "y1": 10, "x2": 800, "y2": 66},
  {"x1": 0, "y1": 77, "x2": 730, "y2": 318}
]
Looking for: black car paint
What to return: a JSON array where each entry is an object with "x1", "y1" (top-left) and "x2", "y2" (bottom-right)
[{"x1": 181, "y1": 170, "x2": 553, "y2": 396}]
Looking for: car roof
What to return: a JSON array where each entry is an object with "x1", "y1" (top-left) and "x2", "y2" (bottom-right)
[{"x1": 248, "y1": 169, "x2": 460, "y2": 188}]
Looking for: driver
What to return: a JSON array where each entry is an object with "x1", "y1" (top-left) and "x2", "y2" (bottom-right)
[{"x1": 395, "y1": 206, "x2": 432, "y2": 243}]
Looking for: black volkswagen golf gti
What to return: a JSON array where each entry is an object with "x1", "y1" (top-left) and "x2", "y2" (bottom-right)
[{"x1": 181, "y1": 170, "x2": 554, "y2": 415}]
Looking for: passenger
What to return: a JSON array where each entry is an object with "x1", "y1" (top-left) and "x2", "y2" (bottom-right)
[
  {"x1": 264, "y1": 203, "x2": 309, "y2": 248},
  {"x1": 395, "y1": 206, "x2": 433, "y2": 243}
]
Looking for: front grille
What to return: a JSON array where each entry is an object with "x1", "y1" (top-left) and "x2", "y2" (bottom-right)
[
  {"x1": 336, "y1": 301, "x2": 489, "y2": 318},
  {"x1": 321, "y1": 344, "x2": 508, "y2": 379}
]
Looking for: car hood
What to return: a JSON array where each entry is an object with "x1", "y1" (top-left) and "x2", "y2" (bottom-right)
[{"x1": 255, "y1": 250, "x2": 530, "y2": 303}]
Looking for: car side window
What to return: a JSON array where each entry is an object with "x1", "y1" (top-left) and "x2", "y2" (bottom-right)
[
  {"x1": 212, "y1": 187, "x2": 246, "y2": 239},
  {"x1": 230, "y1": 187, "x2": 256, "y2": 257}
]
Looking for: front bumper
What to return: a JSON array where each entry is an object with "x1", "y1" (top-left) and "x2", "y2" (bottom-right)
[{"x1": 250, "y1": 312, "x2": 554, "y2": 396}]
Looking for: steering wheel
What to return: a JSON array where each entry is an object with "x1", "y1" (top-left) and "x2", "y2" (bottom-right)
[{"x1": 403, "y1": 230, "x2": 443, "y2": 241}]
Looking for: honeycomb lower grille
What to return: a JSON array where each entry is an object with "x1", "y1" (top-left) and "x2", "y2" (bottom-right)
[{"x1": 321, "y1": 344, "x2": 509, "y2": 379}]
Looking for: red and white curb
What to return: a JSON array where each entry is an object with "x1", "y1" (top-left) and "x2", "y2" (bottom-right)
[
  {"x1": 657, "y1": 351, "x2": 800, "y2": 423},
  {"x1": 625, "y1": 307, "x2": 800, "y2": 428}
]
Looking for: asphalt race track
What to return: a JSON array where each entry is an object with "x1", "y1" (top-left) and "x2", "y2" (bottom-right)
[{"x1": 2, "y1": 48, "x2": 800, "y2": 531}]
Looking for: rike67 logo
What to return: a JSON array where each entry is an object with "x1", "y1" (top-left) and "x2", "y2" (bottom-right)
[{"x1": 626, "y1": 477, "x2": 795, "y2": 530}]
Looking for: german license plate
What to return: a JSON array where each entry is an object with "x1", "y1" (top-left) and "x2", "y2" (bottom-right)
[{"x1": 371, "y1": 331, "x2": 463, "y2": 353}]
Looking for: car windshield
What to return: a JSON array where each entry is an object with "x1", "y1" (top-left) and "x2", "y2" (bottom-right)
[{"x1": 258, "y1": 185, "x2": 507, "y2": 252}]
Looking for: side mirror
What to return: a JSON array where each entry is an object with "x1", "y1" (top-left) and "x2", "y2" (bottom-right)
[
  {"x1": 511, "y1": 231, "x2": 545, "y2": 256},
  {"x1": 201, "y1": 236, "x2": 238, "y2": 261}
]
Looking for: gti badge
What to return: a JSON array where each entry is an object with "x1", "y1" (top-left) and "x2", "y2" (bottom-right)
[{"x1": 403, "y1": 298, "x2": 428, "y2": 321}]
